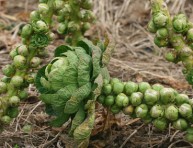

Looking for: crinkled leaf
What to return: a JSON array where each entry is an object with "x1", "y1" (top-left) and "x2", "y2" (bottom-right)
[
  {"x1": 100, "y1": 67, "x2": 110, "y2": 82},
  {"x1": 69, "y1": 104, "x2": 86, "y2": 136},
  {"x1": 77, "y1": 39, "x2": 93, "y2": 55},
  {"x1": 49, "y1": 112, "x2": 70, "y2": 127},
  {"x1": 92, "y1": 74, "x2": 103, "y2": 101},
  {"x1": 92, "y1": 45, "x2": 102, "y2": 79},
  {"x1": 64, "y1": 83, "x2": 92, "y2": 114},
  {"x1": 30, "y1": 33, "x2": 49, "y2": 48},
  {"x1": 55, "y1": 45, "x2": 73, "y2": 57}
]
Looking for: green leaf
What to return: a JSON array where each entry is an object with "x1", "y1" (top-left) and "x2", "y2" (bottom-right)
[
  {"x1": 100, "y1": 67, "x2": 110, "y2": 82},
  {"x1": 30, "y1": 33, "x2": 49, "y2": 48},
  {"x1": 64, "y1": 83, "x2": 92, "y2": 114},
  {"x1": 92, "y1": 45, "x2": 102, "y2": 79},
  {"x1": 49, "y1": 112, "x2": 70, "y2": 127},
  {"x1": 77, "y1": 38, "x2": 93, "y2": 55},
  {"x1": 54, "y1": 45, "x2": 73, "y2": 57},
  {"x1": 92, "y1": 74, "x2": 103, "y2": 101},
  {"x1": 6, "y1": 107, "x2": 19, "y2": 118}
]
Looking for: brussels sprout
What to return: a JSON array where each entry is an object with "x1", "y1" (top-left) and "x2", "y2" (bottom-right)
[
  {"x1": 68, "y1": 21, "x2": 80, "y2": 33},
  {"x1": 17, "y1": 45, "x2": 28, "y2": 57},
  {"x1": 187, "y1": 28, "x2": 193, "y2": 42},
  {"x1": 10, "y1": 76, "x2": 24, "y2": 87},
  {"x1": 123, "y1": 105, "x2": 134, "y2": 115},
  {"x1": 103, "y1": 79, "x2": 110, "y2": 85},
  {"x1": 38, "y1": 3, "x2": 49, "y2": 15},
  {"x1": 153, "y1": 12, "x2": 168, "y2": 28},
  {"x1": 156, "y1": 28, "x2": 168, "y2": 39},
  {"x1": 110, "y1": 78, "x2": 120, "y2": 85},
  {"x1": 115, "y1": 93, "x2": 129, "y2": 107},
  {"x1": 9, "y1": 96, "x2": 20, "y2": 106},
  {"x1": 9, "y1": 48, "x2": 18, "y2": 59},
  {"x1": 152, "y1": 84, "x2": 164, "y2": 91},
  {"x1": 30, "y1": 10, "x2": 40, "y2": 21},
  {"x1": 165, "y1": 52, "x2": 176, "y2": 62},
  {"x1": 173, "y1": 14, "x2": 188, "y2": 33},
  {"x1": 22, "y1": 124, "x2": 32, "y2": 133},
  {"x1": 144, "y1": 89, "x2": 159, "y2": 105},
  {"x1": 82, "y1": 22, "x2": 91, "y2": 32},
  {"x1": 33, "y1": 20, "x2": 48, "y2": 33},
  {"x1": 48, "y1": 32, "x2": 55, "y2": 41},
  {"x1": 2, "y1": 64, "x2": 15, "y2": 77},
  {"x1": 176, "y1": 94, "x2": 189, "y2": 106},
  {"x1": 179, "y1": 103, "x2": 192, "y2": 119},
  {"x1": 147, "y1": 19, "x2": 157, "y2": 33},
  {"x1": 138, "y1": 82, "x2": 151, "y2": 94},
  {"x1": 57, "y1": 22, "x2": 67, "y2": 34},
  {"x1": 1, "y1": 76, "x2": 11, "y2": 83},
  {"x1": 80, "y1": 10, "x2": 95, "y2": 22},
  {"x1": 112, "y1": 82, "x2": 124, "y2": 95},
  {"x1": 21, "y1": 24, "x2": 33, "y2": 38},
  {"x1": 135, "y1": 104, "x2": 148, "y2": 118},
  {"x1": 110, "y1": 104, "x2": 121, "y2": 114},
  {"x1": 186, "y1": 128, "x2": 193, "y2": 134},
  {"x1": 185, "y1": 133, "x2": 193, "y2": 143},
  {"x1": 104, "y1": 95, "x2": 115, "y2": 107},
  {"x1": 54, "y1": 0, "x2": 65, "y2": 10},
  {"x1": 30, "y1": 57, "x2": 41, "y2": 68},
  {"x1": 153, "y1": 118, "x2": 168, "y2": 131},
  {"x1": 97, "y1": 95, "x2": 105, "y2": 104},
  {"x1": 0, "y1": 82, "x2": 7, "y2": 94},
  {"x1": 13, "y1": 55, "x2": 26, "y2": 69},
  {"x1": 160, "y1": 88, "x2": 175, "y2": 104},
  {"x1": 18, "y1": 90, "x2": 28, "y2": 100},
  {"x1": 7, "y1": 107, "x2": 19, "y2": 118},
  {"x1": 130, "y1": 92, "x2": 143, "y2": 106},
  {"x1": 124, "y1": 81, "x2": 138, "y2": 95},
  {"x1": 150, "y1": 104, "x2": 164, "y2": 118},
  {"x1": 165, "y1": 105, "x2": 178, "y2": 121},
  {"x1": 1, "y1": 115, "x2": 12, "y2": 124},
  {"x1": 142, "y1": 113, "x2": 153, "y2": 124},
  {"x1": 154, "y1": 37, "x2": 168, "y2": 47},
  {"x1": 189, "y1": 99, "x2": 193, "y2": 108},
  {"x1": 173, "y1": 118, "x2": 188, "y2": 131},
  {"x1": 58, "y1": 4, "x2": 71, "y2": 16},
  {"x1": 103, "y1": 84, "x2": 112, "y2": 95},
  {"x1": 81, "y1": 0, "x2": 93, "y2": 9}
]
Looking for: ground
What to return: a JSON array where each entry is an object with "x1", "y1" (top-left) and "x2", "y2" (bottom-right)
[{"x1": 0, "y1": 0, "x2": 193, "y2": 147}]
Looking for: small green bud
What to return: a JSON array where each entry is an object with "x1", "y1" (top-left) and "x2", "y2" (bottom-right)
[
  {"x1": 124, "y1": 81, "x2": 138, "y2": 95},
  {"x1": 153, "y1": 12, "x2": 168, "y2": 28},
  {"x1": 115, "y1": 93, "x2": 129, "y2": 107},
  {"x1": 13, "y1": 55, "x2": 26, "y2": 69},
  {"x1": 0, "y1": 82, "x2": 7, "y2": 94},
  {"x1": 110, "y1": 78, "x2": 120, "y2": 85},
  {"x1": 179, "y1": 103, "x2": 192, "y2": 119},
  {"x1": 54, "y1": 0, "x2": 65, "y2": 10},
  {"x1": 48, "y1": 32, "x2": 55, "y2": 41},
  {"x1": 21, "y1": 24, "x2": 33, "y2": 38},
  {"x1": 82, "y1": 22, "x2": 91, "y2": 33},
  {"x1": 58, "y1": 4, "x2": 71, "y2": 17},
  {"x1": 2, "y1": 64, "x2": 15, "y2": 77},
  {"x1": 189, "y1": 99, "x2": 193, "y2": 108},
  {"x1": 176, "y1": 94, "x2": 189, "y2": 106},
  {"x1": 150, "y1": 104, "x2": 164, "y2": 118},
  {"x1": 7, "y1": 107, "x2": 19, "y2": 118},
  {"x1": 156, "y1": 28, "x2": 168, "y2": 39},
  {"x1": 10, "y1": 76, "x2": 24, "y2": 87},
  {"x1": 152, "y1": 84, "x2": 164, "y2": 91},
  {"x1": 123, "y1": 105, "x2": 134, "y2": 115},
  {"x1": 18, "y1": 90, "x2": 28, "y2": 100},
  {"x1": 9, "y1": 48, "x2": 18, "y2": 59},
  {"x1": 165, "y1": 52, "x2": 176, "y2": 62},
  {"x1": 130, "y1": 92, "x2": 143, "y2": 106},
  {"x1": 135, "y1": 104, "x2": 148, "y2": 119},
  {"x1": 104, "y1": 95, "x2": 115, "y2": 107},
  {"x1": 81, "y1": 0, "x2": 93, "y2": 9},
  {"x1": 103, "y1": 84, "x2": 112, "y2": 95},
  {"x1": 153, "y1": 118, "x2": 168, "y2": 131},
  {"x1": 1, "y1": 115, "x2": 12, "y2": 124},
  {"x1": 17, "y1": 45, "x2": 28, "y2": 56},
  {"x1": 112, "y1": 82, "x2": 124, "y2": 94},
  {"x1": 33, "y1": 20, "x2": 48, "y2": 33},
  {"x1": 22, "y1": 124, "x2": 32, "y2": 133},
  {"x1": 154, "y1": 37, "x2": 168, "y2": 47},
  {"x1": 30, "y1": 11, "x2": 40, "y2": 21},
  {"x1": 187, "y1": 28, "x2": 193, "y2": 42},
  {"x1": 170, "y1": 35, "x2": 185, "y2": 51},
  {"x1": 9, "y1": 96, "x2": 20, "y2": 106},
  {"x1": 147, "y1": 19, "x2": 157, "y2": 33},
  {"x1": 57, "y1": 15, "x2": 65, "y2": 22},
  {"x1": 110, "y1": 104, "x2": 121, "y2": 114},
  {"x1": 138, "y1": 82, "x2": 151, "y2": 94},
  {"x1": 38, "y1": 3, "x2": 49, "y2": 15},
  {"x1": 68, "y1": 22, "x2": 80, "y2": 33},
  {"x1": 142, "y1": 114, "x2": 153, "y2": 124},
  {"x1": 173, "y1": 118, "x2": 188, "y2": 131},
  {"x1": 180, "y1": 46, "x2": 193, "y2": 59},
  {"x1": 57, "y1": 22, "x2": 67, "y2": 34},
  {"x1": 185, "y1": 133, "x2": 193, "y2": 143},
  {"x1": 160, "y1": 88, "x2": 175, "y2": 104},
  {"x1": 97, "y1": 95, "x2": 105, "y2": 104},
  {"x1": 144, "y1": 89, "x2": 159, "y2": 105},
  {"x1": 30, "y1": 57, "x2": 41, "y2": 68},
  {"x1": 173, "y1": 14, "x2": 188, "y2": 33},
  {"x1": 80, "y1": 10, "x2": 95, "y2": 22},
  {"x1": 165, "y1": 105, "x2": 178, "y2": 121},
  {"x1": 25, "y1": 73, "x2": 36, "y2": 84},
  {"x1": 103, "y1": 79, "x2": 109, "y2": 85},
  {"x1": 1, "y1": 76, "x2": 11, "y2": 83}
]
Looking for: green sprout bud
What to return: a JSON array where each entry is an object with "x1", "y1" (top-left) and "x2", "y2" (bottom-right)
[
  {"x1": 110, "y1": 104, "x2": 121, "y2": 114},
  {"x1": 112, "y1": 82, "x2": 124, "y2": 94},
  {"x1": 97, "y1": 95, "x2": 105, "y2": 104},
  {"x1": 123, "y1": 105, "x2": 134, "y2": 115},
  {"x1": 179, "y1": 103, "x2": 192, "y2": 119},
  {"x1": 22, "y1": 124, "x2": 32, "y2": 133},
  {"x1": 165, "y1": 105, "x2": 178, "y2": 121},
  {"x1": 103, "y1": 84, "x2": 112, "y2": 95},
  {"x1": 9, "y1": 48, "x2": 18, "y2": 59},
  {"x1": 30, "y1": 11, "x2": 40, "y2": 21},
  {"x1": 33, "y1": 20, "x2": 48, "y2": 33},
  {"x1": 17, "y1": 45, "x2": 28, "y2": 56},
  {"x1": 13, "y1": 55, "x2": 26, "y2": 69},
  {"x1": 1, "y1": 76, "x2": 11, "y2": 83},
  {"x1": 160, "y1": 88, "x2": 175, "y2": 104},
  {"x1": 81, "y1": 0, "x2": 93, "y2": 9},
  {"x1": 173, "y1": 118, "x2": 188, "y2": 131},
  {"x1": 104, "y1": 95, "x2": 115, "y2": 107},
  {"x1": 30, "y1": 57, "x2": 41, "y2": 68},
  {"x1": 0, "y1": 82, "x2": 7, "y2": 94},
  {"x1": 58, "y1": 4, "x2": 71, "y2": 17},
  {"x1": 180, "y1": 46, "x2": 193, "y2": 59},
  {"x1": 165, "y1": 52, "x2": 176, "y2": 62},
  {"x1": 68, "y1": 21, "x2": 80, "y2": 33},
  {"x1": 152, "y1": 84, "x2": 164, "y2": 91},
  {"x1": 147, "y1": 19, "x2": 157, "y2": 33},
  {"x1": 57, "y1": 15, "x2": 65, "y2": 23},
  {"x1": 135, "y1": 104, "x2": 148, "y2": 118},
  {"x1": 187, "y1": 28, "x2": 193, "y2": 42},
  {"x1": 154, "y1": 37, "x2": 168, "y2": 47},
  {"x1": 130, "y1": 92, "x2": 143, "y2": 106},
  {"x1": 138, "y1": 82, "x2": 151, "y2": 94},
  {"x1": 189, "y1": 99, "x2": 193, "y2": 108},
  {"x1": 170, "y1": 35, "x2": 185, "y2": 51},
  {"x1": 185, "y1": 133, "x2": 193, "y2": 143},
  {"x1": 48, "y1": 32, "x2": 55, "y2": 41},
  {"x1": 142, "y1": 113, "x2": 153, "y2": 124},
  {"x1": 38, "y1": 3, "x2": 49, "y2": 15},
  {"x1": 18, "y1": 90, "x2": 28, "y2": 100},
  {"x1": 10, "y1": 76, "x2": 24, "y2": 87},
  {"x1": 7, "y1": 107, "x2": 19, "y2": 118},
  {"x1": 25, "y1": 73, "x2": 36, "y2": 84},
  {"x1": 153, "y1": 12, "x2": 168, "y2": 28},
  {"x1": 144, "y1": 89, "x2": 159, "y2": 105},
  {"x1": 153, "y1": 118, "x2": 168, "y2": 131},
  {"x1": 103, "y1": 79, "x2": 109, "y2": 85},
  {"x1": 124, "y1": 81, "x2": 138, "y2": 95},
  {"x1": 21, "y1": 24, "x2": 33, "y2": 38},
  {"x1": 2, "y1": 64, "x2": 15, "y2": 77},
  {"x1": 57, "y1": 22, "x2": 67, "y2": 34},
  {"x1": 80, "y1": 10, "x2": 95, "y2": 22},
  {"x1": 115, "y1": 93, "x2": 129, "y2": 107},
  {"x1": 9, "y1": 96, "x2": 20, "y2": 106},
  {"x1": 156, "y1": 28, "x2": 168, "y2": 39},
  {"x1": 173, "y1": 14, "x2": 188, "y2": 33},
  {"x1": 110, "y1": 78, "x2": 120, "y2": 85},
  {"x1": 1, "y1": 115, "x2": 12, "y2": 124},
  {"x1": 54, "y1": 0, "x2": 65, "y2": 10},
  {"x1": 176, "y1": 94, "x2": 189, "y2": 106},
  {"x1": 150, "y1": 104, "x2": 164, "y2": 118},
  {"x1": 187, "y1": 128, "x2": 193, "y2": 134},
  {"x1": 82, "y1": 22, "x2": 91, "y2": 33}
]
